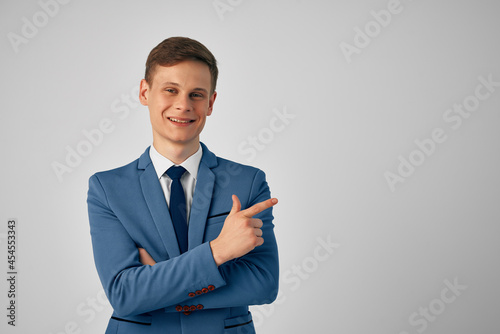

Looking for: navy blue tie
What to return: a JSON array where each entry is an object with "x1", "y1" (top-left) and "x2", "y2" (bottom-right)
[{"x1": 166, "y1": 166, "x2": 188, "y2": 253}]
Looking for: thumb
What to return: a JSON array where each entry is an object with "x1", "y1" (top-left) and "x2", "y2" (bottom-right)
[{"x1": 229, "y1": 194, "x2": 241, "y2": 215}]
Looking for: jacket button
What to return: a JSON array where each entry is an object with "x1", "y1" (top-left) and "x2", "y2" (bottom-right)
[
  {"x1": 195, "y1": 290, "x2": 202, "y2": 295},
  {"x1": 188, "y1": 292, "x2": 196, "y2": 298},
  {"x1": 208, "y1": 285, "x2": 215, "y2": 291},
  {"x1": 183, "y1": 311, "x2": 191, "y2": 315},
  {"x1": 201, "y1": 288, "x2": 209, "y2": 293},
  {"x1": 189, "y1": 305, "x2": 196, "y2": 311},
  {"x1": 196, "y1": 304, "x2": 204, "y2": 310},
  {"x1": 183, "y1": 305, "x2": 190, "y2": 312},
  {"x1": 175, "y1": 305, "x2": 182, "y2": 312}
]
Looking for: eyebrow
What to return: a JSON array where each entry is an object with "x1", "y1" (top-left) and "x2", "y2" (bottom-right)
[{"x1": 162, "y1": 81, "x2": 208, "y2": 94}]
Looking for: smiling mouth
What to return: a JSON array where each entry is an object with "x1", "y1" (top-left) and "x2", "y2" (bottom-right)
[{"x1": 167, "y1": 117, "x2": 194, "y2": 124}]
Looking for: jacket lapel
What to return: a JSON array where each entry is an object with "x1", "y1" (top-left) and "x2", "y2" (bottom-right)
[
  {"x1": 138, "y1": 147, "x2": 181, "y2": 258},
  {"x1": 137, "y1": 144, "x2": 218, "y2": 257},
  {"x1": 188, "y1": 143, "x2": 218, "y2": 248}
]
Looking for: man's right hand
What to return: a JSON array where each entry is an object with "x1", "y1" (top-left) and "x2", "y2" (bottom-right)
[{"x1": 209, "y1": 195, "x2": 278, "y2": 267}]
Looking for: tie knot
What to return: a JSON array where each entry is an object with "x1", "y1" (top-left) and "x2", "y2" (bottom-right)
[{"x1": 166, "y1": 166, "x2": 186, "y2": 180}]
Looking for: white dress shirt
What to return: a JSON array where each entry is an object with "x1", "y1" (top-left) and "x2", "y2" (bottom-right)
[{"x1": 149, "y1": 144, "x2": 203, "y2": 224}]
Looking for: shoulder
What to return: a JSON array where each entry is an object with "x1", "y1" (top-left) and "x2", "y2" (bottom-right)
[
  {"x1": 91, "y1": 159, "x2": 139, "y2": 180},
  {"x1": 89, "y1": 147, "x2": 150, "y2": 184},
  {"x1": 212, "y1": 156, "x2": 269, "y2": 195},
  {"x1": 207, "y1": 150, "x2": 271, "y2": 208},
  {"x1": 216, "y1": 156, "x2": 258, "y2": 173},
  {"x1": 202, "y1": 142, "x2": 264, "y2": 176}
]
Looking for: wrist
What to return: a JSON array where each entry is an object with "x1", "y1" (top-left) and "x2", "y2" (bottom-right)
[{"x1": 209, "y1": 239, "x2": 229, "y2": 266}]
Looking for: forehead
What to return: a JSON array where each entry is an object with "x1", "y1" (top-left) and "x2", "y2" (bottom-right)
[{"x1": 151, "y1": 60, "x2": 211, "y2": 88}]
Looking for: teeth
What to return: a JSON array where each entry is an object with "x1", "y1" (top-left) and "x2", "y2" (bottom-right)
[{"x1": 169, "y1": 117, "x2": 191, "y2": 123}]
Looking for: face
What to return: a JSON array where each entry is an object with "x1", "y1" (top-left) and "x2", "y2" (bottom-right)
[{"x1": 139, "y1": 60, "x2": 216, "y2": 152}]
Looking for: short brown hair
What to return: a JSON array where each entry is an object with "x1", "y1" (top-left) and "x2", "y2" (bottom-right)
[{"x1": 145, "y1": 37, "x2": 218, "y2": 93}]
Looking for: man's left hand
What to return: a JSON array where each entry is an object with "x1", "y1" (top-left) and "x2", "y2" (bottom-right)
[{"x1": 139, "y1": 248, "x2": 156, "y2": 266}]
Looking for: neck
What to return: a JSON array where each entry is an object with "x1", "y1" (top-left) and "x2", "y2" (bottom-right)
[{"x1": 153, "y1": 139, "x2": 199, "y2": 165}]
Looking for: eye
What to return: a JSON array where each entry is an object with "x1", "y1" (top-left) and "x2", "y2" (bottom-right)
[
  {"x1": 165, "y1": 88, "x2": 177, "y2": 94},
  {"x1": 190, "y1": 92, "x2": 204, "y2": 99}
]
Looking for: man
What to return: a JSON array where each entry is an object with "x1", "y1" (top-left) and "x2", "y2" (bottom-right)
[{"x1": 87, "y1": 37, "x2": 279, "y2": 333}]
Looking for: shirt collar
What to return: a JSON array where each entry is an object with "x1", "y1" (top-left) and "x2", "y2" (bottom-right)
[{"x1": 149, "y1": 144, "x2": 203, "y2": 180}]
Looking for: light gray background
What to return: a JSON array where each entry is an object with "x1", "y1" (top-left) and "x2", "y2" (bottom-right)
[{"x1": 1, "y1": 0, "x2": 499, "y2": 333}]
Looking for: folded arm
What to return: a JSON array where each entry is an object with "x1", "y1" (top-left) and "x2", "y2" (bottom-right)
[{"x1": 88, "y1": 170, "x2": 278, "y2": 317}]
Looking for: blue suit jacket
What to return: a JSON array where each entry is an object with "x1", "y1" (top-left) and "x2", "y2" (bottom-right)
[{"x1": 87, "y1": 143, "x2": 279, "y2": 333}]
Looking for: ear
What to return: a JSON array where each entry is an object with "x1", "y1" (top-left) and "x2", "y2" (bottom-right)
[
  {"x1": 139, "y1": 79, "x2": 150, "y2": 106},
  {"x1": 207, "y1": 91, "x2": 217, "y2": 116}
]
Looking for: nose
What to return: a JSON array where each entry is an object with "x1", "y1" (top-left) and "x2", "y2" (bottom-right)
[{"x1": 174, "y1": 93, "x2": 192, "y2": 112}]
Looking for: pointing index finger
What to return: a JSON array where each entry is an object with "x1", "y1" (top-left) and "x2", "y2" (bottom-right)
[{"x1": 241, "y1": 198, "x2": 278, "y2": 218}]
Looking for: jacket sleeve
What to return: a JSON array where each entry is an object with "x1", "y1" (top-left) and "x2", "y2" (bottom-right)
[
  {"x1": 87, "y1": 174, "x2": 226, "y2": 318},
  {"x1": 164, "y1": 169, "x2": 279, "y2": 312},
  {"x1": 88, "y1": 169, "x2": 279, "y2": 317}
]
